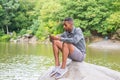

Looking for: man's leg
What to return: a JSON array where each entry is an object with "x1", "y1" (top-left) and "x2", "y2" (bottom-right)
[
  {"x1": 54, "y1": 42, "x2": 75, "y2": 79},
  {"x1": 61, "y1": 42, "x2": 74, "y2": 69},
  {"x1": 52, "y1": 40, "x2": 63, "y2": 66}
]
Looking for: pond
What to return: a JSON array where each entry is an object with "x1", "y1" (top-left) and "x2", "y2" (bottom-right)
[{"x1": 0, "y1": 42, "x2": 120, "y2": 80}]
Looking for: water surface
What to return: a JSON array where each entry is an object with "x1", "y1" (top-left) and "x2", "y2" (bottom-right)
[{"x1": 0, "y1": 42, "x2": 120, "y2": 80}]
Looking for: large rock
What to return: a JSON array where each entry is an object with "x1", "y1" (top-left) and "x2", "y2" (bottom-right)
[
  {"x1": 39, "y1": 62, "x2": 120, "y2": 80},
  {"x1": 112, "y1": 29, "x2": 120, "y2": 41}
]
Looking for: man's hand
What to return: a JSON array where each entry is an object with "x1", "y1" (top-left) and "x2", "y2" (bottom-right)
[{"x1": 49, "y1": 35, "x2": 60, "y2": 42}]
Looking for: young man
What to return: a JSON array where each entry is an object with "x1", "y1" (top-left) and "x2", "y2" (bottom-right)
[{"x1": 49, "y1": 18, "x2": 86, "y2": 79}]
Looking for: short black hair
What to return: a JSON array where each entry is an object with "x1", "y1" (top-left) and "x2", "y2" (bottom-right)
[
  {"x1": 63, "y1": 17, "x2": 74, "y2": 25},
  {"x1": 64, "y1": 17, "x2": 73, "y2": 22}
]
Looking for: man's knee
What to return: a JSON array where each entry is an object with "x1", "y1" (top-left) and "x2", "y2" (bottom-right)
[
  {"x1": 63, "y1": 42, "x2": 72, "y2": 47},
  {"x1": 52, "y1": 40, "x2": 62, "y2": 45},
  {"x1": 63, "y1": 42, "x2": 74, "y2": 53},
  {"x1": 63, "y1": 42, "x2": 67, "y2": 47},
  {"x1": 52, "y1": 40, "x2": 58, "y2": 44}
]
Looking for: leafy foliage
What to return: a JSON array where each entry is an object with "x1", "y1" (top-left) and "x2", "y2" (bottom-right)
[
  {"x1": 0, "y1": 35, "x2": 10, "y2": 42},
  {"x1": 0, "y1": 0, "x2": 119, "y2": 41},
  {"x1": 35, "y1": 0, "x2": 119, "y2": 39}
]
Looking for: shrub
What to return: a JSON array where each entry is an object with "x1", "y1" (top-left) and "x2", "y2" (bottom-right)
[
  {"x1": 19, "y1": 29, "x2": 26, "y2": 36},
  {"x1": 0, "y1": 35, "x2": 11, "y2": 42},
  {"x1": 11, "y1": 31, "x2": 17, "y2": 39},
  {"x1": 0, "y1": 30, "x2": 4, "y2": 36}
]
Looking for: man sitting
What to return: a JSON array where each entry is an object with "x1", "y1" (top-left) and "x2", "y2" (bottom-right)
[{"x1": 49, "y1": 17, "x2": 86, "y2": 79}]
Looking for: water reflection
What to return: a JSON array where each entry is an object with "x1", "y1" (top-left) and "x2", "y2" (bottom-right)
[{"x1": 86, "y1": 47, "x2": 120, "y2": 71}]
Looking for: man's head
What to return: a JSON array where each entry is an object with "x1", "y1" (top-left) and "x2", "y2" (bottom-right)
[{"x1": 63, "y1": 18, "x2": 74, "y2": 32}]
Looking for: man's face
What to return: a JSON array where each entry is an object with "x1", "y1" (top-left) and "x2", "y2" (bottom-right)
[{"x1": 63, "y1": 21, "x2": 72, "y2": 31}]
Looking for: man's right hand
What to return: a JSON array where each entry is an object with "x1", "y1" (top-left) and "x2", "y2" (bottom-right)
[{"x1": 49, "y1": 35, "x2": 61, "y2": 42}]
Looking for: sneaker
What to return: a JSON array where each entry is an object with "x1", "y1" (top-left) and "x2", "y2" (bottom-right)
[
  {"x1": 54, "y1": 68, "x2": 68, "y2": 79},
  {"x1": 49, "y1": 66, "x2": 60, "y2": 77},
  {"x1": 66, "y1": 58, "x2": 72, "y2": 66}
]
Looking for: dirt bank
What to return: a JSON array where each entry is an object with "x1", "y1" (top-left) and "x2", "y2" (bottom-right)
[{"x1": 88, "y1": 40, "x2": 120, "y2": 50}]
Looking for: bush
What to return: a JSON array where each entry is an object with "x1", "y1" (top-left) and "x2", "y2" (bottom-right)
[
  {"x1": 106, "y1": 12, "x2": 120, "y2": 35},
  {"x1": 0, "y1": 35, "x2": 11, "y2": 42},
  {"x1": 0, "y1": 30, "x2": 4, "y2": 36},
  {"x1": 19, "y1": 29, "x2": 26, "y2": 36},
  {"x1": 26, "y1": 30, "x2": 33, "y2": 34},
  {"x1": 11, "y1": 31, "x2": 17, "y2": 40}
]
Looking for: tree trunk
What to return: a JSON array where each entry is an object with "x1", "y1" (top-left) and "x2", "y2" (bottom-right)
[{"x1": 6, "y1": 25, "x2": 9, "y2": 34}]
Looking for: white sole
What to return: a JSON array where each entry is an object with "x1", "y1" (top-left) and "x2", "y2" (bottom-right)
[{"x1": 55, "y1": 68, "x2": 68, "y2": 79}]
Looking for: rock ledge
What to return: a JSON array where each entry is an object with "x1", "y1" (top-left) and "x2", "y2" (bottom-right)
[{"x1": 39, "y1": 62, "x2": 120, "y2": 80}]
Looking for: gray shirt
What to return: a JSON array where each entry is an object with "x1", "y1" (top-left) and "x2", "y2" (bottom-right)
[{"x1": 60, "y1": 27, "x2": 86, "y2": 54}]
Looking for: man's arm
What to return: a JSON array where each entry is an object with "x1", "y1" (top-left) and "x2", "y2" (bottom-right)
[
  {"x1": 60, "y1": 28, "x2": 83, "y2": 44},
  {"x1": 49, "y1": 32, "x2": 66, "y2": 41},
  {"x1": 60, "y1": 32, "x2": 66, "y2": 37}
]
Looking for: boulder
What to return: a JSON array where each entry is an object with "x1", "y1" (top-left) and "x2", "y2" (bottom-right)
[
  {"x1": 112, "y1": 29, "x2": 120, "y2": 41},
  {"x1": 39, "y1": 62, "x2": 120, "y2": 80},
  {"x1": 23, "y1": 34, "x2": 33, "y2": 38}
]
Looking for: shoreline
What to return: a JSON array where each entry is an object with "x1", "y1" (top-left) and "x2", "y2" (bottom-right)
[
  {"x1": 88, "y1": 39, "x2": 120, "y2": 50},
  {"x1": 9, "y1": 35, "x2": 120, "y2": 50}
]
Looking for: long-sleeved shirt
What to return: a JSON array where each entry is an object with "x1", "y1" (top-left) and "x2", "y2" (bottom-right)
[{"x1": 60, "y1": 27, "x2": 86, "y2": 54}]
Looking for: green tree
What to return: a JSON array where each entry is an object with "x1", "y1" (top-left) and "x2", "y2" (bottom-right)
[
  {"x1": 105, "y1": 0, "x2": 120, "y2": 37},
  {"x1": 0, "y1": 5, "x2": 4, "y2": 33},
  {"x1": 0, "y1": 0, "x2": 19, "y2": 34},
  {"x1": 54, "y1": 0, "x2": 115, "y2": 37},
  {"x1": 0, "y1": 0, "x2": 119, "y2": 41},
  {"x1": 35, "y1": 0, "x2": 62, "y2": 39},
  {"x1": 0, "y1": 0, "x2": 36, "y2": 34}
]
